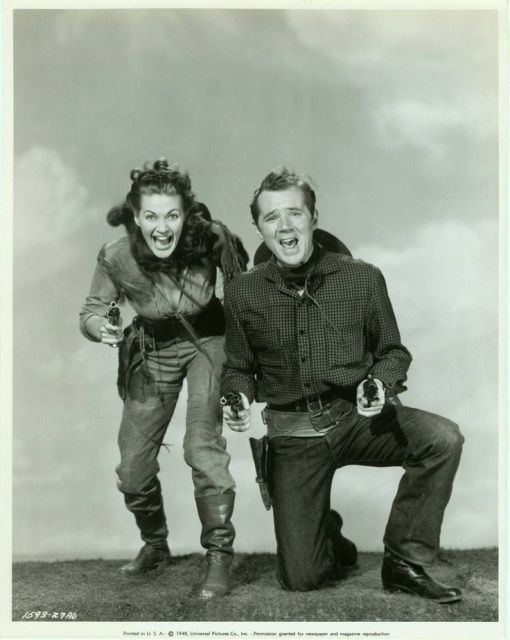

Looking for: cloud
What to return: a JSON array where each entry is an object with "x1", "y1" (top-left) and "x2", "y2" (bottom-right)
[
  {"x1": 286, "y1": 11, "x2": 496, "y2": 72},
  {"x1": 285, "y1": 10, "x2": 497, "y2": 150},
  {"x1": 373, "y1": 99, "x2": 466, "y2": 155},
  {"x1": 14, "y1": 146, "x2": 102, "y2": 281},
  {"x1": 353, "y1": 218, "x2": 498, "y2": 340}
]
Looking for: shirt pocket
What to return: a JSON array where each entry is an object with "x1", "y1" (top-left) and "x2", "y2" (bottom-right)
[
  {"x1": 322, "y1": 297, "x2": 366, "y2": 367},
  {"x1": 243, "y1": 306, "x2": 282, "y2": 353}
]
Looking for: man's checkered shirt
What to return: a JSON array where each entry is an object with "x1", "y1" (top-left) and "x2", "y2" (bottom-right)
[{"x1": 220, "y1": 251, "x2": 412, "y2": 405}]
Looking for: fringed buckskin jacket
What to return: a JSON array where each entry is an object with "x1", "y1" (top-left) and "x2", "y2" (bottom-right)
[{"x1": 79, "y1": 218, "x2": 248, "y2": 398}]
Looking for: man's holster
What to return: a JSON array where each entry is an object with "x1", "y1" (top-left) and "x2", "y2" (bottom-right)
[{"x1": 249, "y1": 436, "x2": 271, "y2": 511}]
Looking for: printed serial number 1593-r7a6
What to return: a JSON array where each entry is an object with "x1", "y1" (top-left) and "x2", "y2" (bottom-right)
[{"x1": 21, "y1": 611, "x2": 77, "y2": 620}]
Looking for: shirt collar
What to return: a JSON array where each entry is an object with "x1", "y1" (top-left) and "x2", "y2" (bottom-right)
[{"x1": 262, "y1": 248, "x2": 344, "y2": 284}]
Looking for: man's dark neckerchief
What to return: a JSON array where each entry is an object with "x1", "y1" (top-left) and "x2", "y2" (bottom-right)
[
  {"x1": 277, "y1": 242, "x2": 326, "y2": 290},
  {"x1": 278, "y1": 243, "x2": 345, "y2": 340}
]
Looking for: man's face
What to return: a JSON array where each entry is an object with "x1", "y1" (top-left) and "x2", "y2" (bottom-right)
[
  {"x1": 256, "y1": 188, "x2": 317, "y2": 268},
  {"x1": 134, "y1": 193, "x2": 185, "y2": 259}
]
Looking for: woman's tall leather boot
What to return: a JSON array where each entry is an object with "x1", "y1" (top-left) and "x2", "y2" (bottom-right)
[
  {"x1": 120, "y1": 478, "x2": 171, "y2": 576},
  {"x1": 193, "y1": 492, "x2": 235, "y2": 598}
]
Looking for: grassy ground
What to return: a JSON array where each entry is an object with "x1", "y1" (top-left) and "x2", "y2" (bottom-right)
[{"x1": 12, "y1": 549, "x2": 497, "y2": 622}]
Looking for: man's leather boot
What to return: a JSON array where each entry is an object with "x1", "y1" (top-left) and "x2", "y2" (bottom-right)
[
  {"x1": 381, "y1": 551, "x2": 462, "y2": 603},
  {"x1": 120, "y1": 479, "x2": 171, "y2": 576},
  {"x1": 119, "y1": 543, "x2": 171, "y2": 576},
  {"x1": 193, "y1": 492, "x2": 235, "y2": 599},
  {"x1": 328, "y1": 510, "x2": 358, "y2": 567}
]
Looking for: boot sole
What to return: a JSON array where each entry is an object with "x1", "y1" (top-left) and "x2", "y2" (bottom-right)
[
  {"x1": 194, "y1": 588, "x2": 231, "y2": 600},
  {"x1": 382, "y1": 581, "x2": 462, "y2": 604},
  {"x1": 119, "y1": 560, "x2": 171, "y2": 577}
]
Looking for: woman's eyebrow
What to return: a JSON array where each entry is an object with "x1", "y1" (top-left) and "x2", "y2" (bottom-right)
[{"x1": 142, "y1": 208, "x2": 180, "y2": 214}]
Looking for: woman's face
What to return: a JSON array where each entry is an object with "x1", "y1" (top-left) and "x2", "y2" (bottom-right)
[{"x1": 134, "y1": 193, "x2": 185, "y2": 259}]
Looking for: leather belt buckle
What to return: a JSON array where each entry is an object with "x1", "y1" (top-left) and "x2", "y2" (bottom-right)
[
  {"x1": 309, "y1": 397, "x2": 353, "y2": 433},
  {"x1": 309, "y1": 405, "x2": 334, "y2": 433},
  {"x1": 305, "y1": 394, "x2": 323, "y2": 413}
]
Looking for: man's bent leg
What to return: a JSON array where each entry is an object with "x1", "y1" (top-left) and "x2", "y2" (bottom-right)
[
  {"x1": 269, "y1": 435, "x2": 335, "y2": 591},
  {"x1": 328, "y1": 404, "x2": 463, "y2": 602},
  {"x1": 328, "y1": 405, "x2": 463, "y2": 566},
  {"x1": 378, "y1": 407, "x2": 463, "y2": 567}
]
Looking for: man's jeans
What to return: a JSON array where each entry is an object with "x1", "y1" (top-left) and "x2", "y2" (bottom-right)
[
  {"x1": 269, "y1": 404, "x2": 464, "y2": 592},
  {"x1": 116, "y1": 335, "x2": 235, "y2": 544}
]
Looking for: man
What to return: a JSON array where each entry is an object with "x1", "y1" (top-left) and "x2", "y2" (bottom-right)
[{"x1": 221, "y1": 168, "x2": 464, "y2": 602}]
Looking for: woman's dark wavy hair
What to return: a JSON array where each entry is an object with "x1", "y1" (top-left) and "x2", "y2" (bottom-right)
[{"x1": 107, "y1": 159, "x2": 216, "y2": 272}]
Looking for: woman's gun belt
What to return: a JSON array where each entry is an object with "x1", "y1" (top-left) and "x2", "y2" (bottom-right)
[{"x1": 135, "y1": 301, "x2": 225, "y2": 343}]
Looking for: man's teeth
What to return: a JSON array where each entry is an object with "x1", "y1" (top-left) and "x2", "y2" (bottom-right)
[{"x1": 280, "y1": 239, "x2": 298, "y2": 248}]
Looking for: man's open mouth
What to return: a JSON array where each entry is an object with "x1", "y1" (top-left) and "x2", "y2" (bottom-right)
[{"x1": 279, "y1": 238, "x2": 298, "y2": 249}]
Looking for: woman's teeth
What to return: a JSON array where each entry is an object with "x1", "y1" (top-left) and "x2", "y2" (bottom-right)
[{"x1": 153, "y1": 235, "x2": 172, "y2": 247}]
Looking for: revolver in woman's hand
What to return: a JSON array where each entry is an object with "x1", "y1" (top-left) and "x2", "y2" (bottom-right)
[{"x1": 102, "y1": 301, "x2": 124, "y2": 348}]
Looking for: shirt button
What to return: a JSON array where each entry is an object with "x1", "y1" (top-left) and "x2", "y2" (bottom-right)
[
  {"x1": 299, "y1": 330, "x2": 305, "y2": 335},
  {"x1": 301, "y1": 357, "x2": 306, "y2": 362}
]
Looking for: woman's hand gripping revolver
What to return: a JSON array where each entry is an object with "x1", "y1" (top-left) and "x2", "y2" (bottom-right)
[{"x1": 100, "y1": 301, "x2": 124, "y2": 348}]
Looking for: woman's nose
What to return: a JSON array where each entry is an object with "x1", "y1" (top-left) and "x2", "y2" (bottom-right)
[{"x1": 156, "y1": 219, "x2": 170, "y2": 232}]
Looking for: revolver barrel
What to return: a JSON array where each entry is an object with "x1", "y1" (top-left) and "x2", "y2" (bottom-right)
[
  {"x1": 105, "y1": 301, "x2": 121, "y2": 326},
  {"x1": 363, "y1": 376, "x2": 379, "y2": 407},
  {"x1": 220, "y1": 392, "x2": 243, "y2": 419}
]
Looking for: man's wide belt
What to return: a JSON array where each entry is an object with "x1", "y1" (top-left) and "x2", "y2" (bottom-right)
[
  {"x1": 262, "y1": 395, "x2": 354, "y2": 438},
  {"x1": 267, "y1": 387, "x2": 348, "y2": 413}
]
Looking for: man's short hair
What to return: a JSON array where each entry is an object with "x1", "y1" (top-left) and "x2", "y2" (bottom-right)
[{"x1": 249, "y1": 167, "x2": 317, "y2": 224}]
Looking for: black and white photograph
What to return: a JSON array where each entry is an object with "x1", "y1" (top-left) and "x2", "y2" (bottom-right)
[{"x1": 2, "y1": 0, "x2": 506, "y2": 638}]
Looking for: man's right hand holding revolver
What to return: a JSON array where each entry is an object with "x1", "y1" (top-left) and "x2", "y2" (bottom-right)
[{"x1": 221, "y1": 392, "x2": 251, "y2": 432}]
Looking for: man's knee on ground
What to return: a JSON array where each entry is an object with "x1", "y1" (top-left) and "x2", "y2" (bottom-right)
[{"x1": 278, "y1": 561, "x2": 329, "y2": 592}]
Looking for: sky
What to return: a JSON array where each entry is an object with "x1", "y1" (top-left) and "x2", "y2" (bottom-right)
[{"x1": 11, "y1": 8, "x2": 499, "y2": 560}]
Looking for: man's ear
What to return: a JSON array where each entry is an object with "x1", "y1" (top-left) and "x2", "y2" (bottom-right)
[
  {"x1": 253, "y1": 221, "x2": 263, "y2": 240},
  {"x1": 312, "y1": 209, "x2": 319, "y2": 230}
]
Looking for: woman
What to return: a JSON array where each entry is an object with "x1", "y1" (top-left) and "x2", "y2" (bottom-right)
[{"x1": 79, "y1": 159, "x2": 248, "y2": 598}]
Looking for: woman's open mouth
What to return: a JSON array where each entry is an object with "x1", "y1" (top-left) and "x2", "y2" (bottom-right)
[{"x1": 152, "y1": 234, "x2": 173, "y2": 250}]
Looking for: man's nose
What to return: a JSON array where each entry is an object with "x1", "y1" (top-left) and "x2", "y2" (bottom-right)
[{"x1": 276, "y1": 213, "x2": 292, "y2": 231}]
